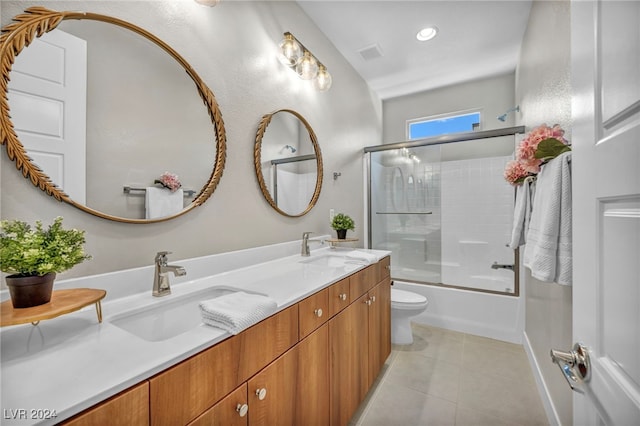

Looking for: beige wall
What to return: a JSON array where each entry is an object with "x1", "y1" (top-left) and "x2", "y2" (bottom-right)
[
  {"x1": 1, "y1": 1, "x2": 381, "y2": 279},
  {"x1": 515, "y1": 1, "x2": 573, "y2": 425},
  {"x1": 382, "y1": 72, "x2": 516, "y2": 144}
]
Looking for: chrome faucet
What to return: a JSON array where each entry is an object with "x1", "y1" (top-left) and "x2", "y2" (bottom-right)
[
  {"x1": 153, "y1": 251, "x2": 186, "y2": 297},
  {"x1": 301, "y1": 232, "x2": 313, "y2": 257},
  {"x1": 491, "y1": 262, "x2": 514, "y2": 271}
]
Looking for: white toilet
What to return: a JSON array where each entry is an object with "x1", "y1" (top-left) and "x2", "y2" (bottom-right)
[{"x1": 390, "y1": 288, "x2": 429, "y2": 345}]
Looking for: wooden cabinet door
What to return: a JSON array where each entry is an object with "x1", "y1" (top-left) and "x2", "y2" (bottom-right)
[
  {"x1": 189, "y1": 384, "x2": 248, "y2": 426},
  {"x1": 329, "y1": 293, "x2": 369, "y2": 426},
  {"x1": 247, "y1": 347, "x2": 297, "y2": 426},
  {"x1": 62, "y1": 382, "x2": 149, "y2": 426},
  {"x1": 296, "y1": 325, "x2": 329, "y2": 426},
  {"x1": 327, "y1": 277, "x2": 350, "y2": 317},
  {"x1": 367, "y1": 278, "x2": 391, "y2": 385}
]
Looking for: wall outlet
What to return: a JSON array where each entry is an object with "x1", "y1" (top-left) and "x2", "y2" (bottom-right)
[{"x1": 329, "y1": 209, "x2": 335, "y2": 221}]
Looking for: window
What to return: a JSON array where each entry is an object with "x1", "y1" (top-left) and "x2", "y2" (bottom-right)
[{"x1": 407, "y1": 111, "x2": 481, "y2": 140}]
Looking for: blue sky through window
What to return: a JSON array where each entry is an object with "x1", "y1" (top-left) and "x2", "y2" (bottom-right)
[{"x1": 409, "y1": 112, "x2": 480, "y2": 139}]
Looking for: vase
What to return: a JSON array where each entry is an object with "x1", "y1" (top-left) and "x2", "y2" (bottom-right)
[
  {"x1": 5, "y1": 272, "x2": 55, "y2": 308},
  {"x1": 336, "y1": 229, "x2": 347, "y2": 239}
]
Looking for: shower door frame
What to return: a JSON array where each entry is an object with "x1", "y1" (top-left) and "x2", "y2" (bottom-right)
[{"x1": 364, "y1": 126, "x2": 525, "y2": 296}]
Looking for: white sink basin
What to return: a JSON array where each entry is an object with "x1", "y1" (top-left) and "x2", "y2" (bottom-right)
[
  {"x1": 300, "y1": 254, "x2": 348, "y2": 268},
  {"x1": 110, "y1": 286, "x2": 247, "y2": 342}
]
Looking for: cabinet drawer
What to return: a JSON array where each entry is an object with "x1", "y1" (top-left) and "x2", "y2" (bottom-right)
[
  {"x1": 378, "y1": 256, "x2": 391, "y2": 282},
  {"x1": 299, "y1": 288, "x2": 329, "y2": 340},
  {"x1": 188, "y1": 384, "x2": 248, "y2": 426},
  {"x1": 62, "y1": 381, "x2": 149, "y2": 426},
  {"x1": 349, "y1": 264, "x2": 377, "y2": 303},
  {"x1": 328, "y1": 277, "x2": 350, "y2": 317}
]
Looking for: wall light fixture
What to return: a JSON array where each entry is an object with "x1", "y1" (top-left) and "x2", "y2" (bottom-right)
[{"x1": 278, "y1": 32, "x2": 332, "y2": 92}]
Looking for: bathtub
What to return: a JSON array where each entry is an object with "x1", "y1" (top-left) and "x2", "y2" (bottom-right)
[{"x1": 392, "y1": 280, "x2": 525, "y2": 343}]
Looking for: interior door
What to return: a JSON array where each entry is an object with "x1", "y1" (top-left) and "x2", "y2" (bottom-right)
[
  {"x1": 7, "y1": 29, "x2": 87, "y2": 203},
  {"x1": 569, "y1": 1, "x2": 640, "y2": 424}
]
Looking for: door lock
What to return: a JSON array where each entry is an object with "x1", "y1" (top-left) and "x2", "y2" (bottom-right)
[{"x1": 550, "y1": 342, "x2": 590, "y2": 393}]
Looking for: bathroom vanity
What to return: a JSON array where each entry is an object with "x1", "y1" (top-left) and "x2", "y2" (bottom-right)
[{"x1": 0, "y1": 241, "x2": 390, "y2": 426}]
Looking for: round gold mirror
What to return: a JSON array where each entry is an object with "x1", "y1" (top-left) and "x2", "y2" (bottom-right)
[
  {"x1": 0, "y1": 7, "x2": 226, "y2": 223},
  {"x1": 254, "y1": 109, "x2": 323, "y2": 217}
]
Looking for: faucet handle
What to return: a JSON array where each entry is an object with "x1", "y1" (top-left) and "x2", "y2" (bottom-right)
[
  {"x1": 302, "y1": 231, "x2": 313, "y2": 238},
  {"x1": 155, "y1": 251, "x2": 172, "y2": 263}
]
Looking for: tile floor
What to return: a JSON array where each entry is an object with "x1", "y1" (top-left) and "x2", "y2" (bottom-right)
[{"x1": 351, "y1": 323, "x2": 549, "y2": 426}]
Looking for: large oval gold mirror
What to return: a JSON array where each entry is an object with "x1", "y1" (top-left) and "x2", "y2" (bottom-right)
[
  {"x1": 254, "y1": 109, "x2": 323, "y2": 217},
  {"x1": 0, "y1": 7, "x2": 226, "y2": 223}
]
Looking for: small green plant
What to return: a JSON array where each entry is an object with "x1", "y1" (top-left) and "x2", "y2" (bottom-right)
[
  {"x1": 331, "y1": 213, "x2": 355, "y2": 231},
  {"x1": 0, "y1": 217, "x2": 91, "y2": 277}
]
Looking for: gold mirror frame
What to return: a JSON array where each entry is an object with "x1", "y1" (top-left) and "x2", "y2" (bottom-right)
[
  {"x1": 254, "y1": 109, "x2": 323, "y2": 217},
  {"x1": 0, "y1": 7, "x2": 226, "y2": 223}
]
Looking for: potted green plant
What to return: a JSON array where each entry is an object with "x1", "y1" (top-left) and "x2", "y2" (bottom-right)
[
  {"x1": 0, "y1": 217, "x2": 91, "y2": 308},
  {"x1": 331, "y1": 213, "x2": 355, "y2": 239}
]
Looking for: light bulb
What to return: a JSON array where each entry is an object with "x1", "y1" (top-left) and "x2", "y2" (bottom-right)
[
  {"x1": 313, "y1": 65, "x2": 332, "y2": 91},
  {"x1": 195, "y1": 0, "x2": 220, "y2": 6},
  {"x1": 296, "y1": 51, "x2": 318, "y2": 80},
  {"x1": 278, "y1": 34, "x2": 303, "y2": 67}
]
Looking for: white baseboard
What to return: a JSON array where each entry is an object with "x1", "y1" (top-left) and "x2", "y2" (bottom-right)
[{"x1": 523, "y1": 331, "x2": 561, "y2": 426}]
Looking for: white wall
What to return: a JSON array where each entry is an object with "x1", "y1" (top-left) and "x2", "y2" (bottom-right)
[
  {"x1": 515, "y1": 1, "x2": 573, "y2": 425},
  {"x1": 1, "y1": 1, "x2": 382, "y2": 280}
]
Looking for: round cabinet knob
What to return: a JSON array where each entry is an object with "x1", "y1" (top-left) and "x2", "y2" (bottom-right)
[
  {"x1": 236, "y1": 403, "x2": 249, "y2": 417},
  {"x1": 385, "y1": 265, "x2": 391, "y2": 270},
  {"x1": 314, "y1": 308, "x2": 323, "y2": 317},
  {"x1": 256, "y1": 388, "x2": 267, "y2": 400},
  {"x1": 339, "y1": 293, "x2": 347, "y2": 301},
  {"x1": 370, "y1": 296, "x2": 376, "y2": 303},
  {"x1": 365, "y1": 299, "x2": 372, "y2": 306}
]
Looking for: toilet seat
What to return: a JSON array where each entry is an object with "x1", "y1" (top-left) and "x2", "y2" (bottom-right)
[{"x1": 391, "y1": 288, "x2": 428, "y2": 310}]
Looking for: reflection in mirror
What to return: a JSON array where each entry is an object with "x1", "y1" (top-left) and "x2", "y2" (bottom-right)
[
  {"x1": 254, "y1": 110, "x2": 323, "y2": 217},
  {"x1": 0, "y1": 7, "x2": 226, "y2": 223}
]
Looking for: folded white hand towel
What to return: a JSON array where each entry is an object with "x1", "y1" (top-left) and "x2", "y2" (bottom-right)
[
  {"x1": 344, "y1": 250, "x2": 378, "y2": 264},
  {"x1": 523, "y1": 152, "x2": 572, "y2": 285},
  {"x1": 145, "y1": 187, "x2": 184, "y2": 219},
  {"x1": 509, "y1": 176, "x2": 536, "y2": 249},
  {"x1": 199, "y1": 291, "x2": 278, "y2": 335}
]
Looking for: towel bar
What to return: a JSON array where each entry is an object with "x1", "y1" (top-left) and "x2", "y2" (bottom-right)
[{"x1": 123, "y1": 186, "x2": 196, "y2": 197}]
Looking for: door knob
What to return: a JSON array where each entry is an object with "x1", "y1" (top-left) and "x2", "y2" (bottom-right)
[
  {"x1": 550, "y1": 342, "x2": 590, "y2": 393},
  {"x1": 255, "y1": 388, "x2": 267, "y2": 400}
]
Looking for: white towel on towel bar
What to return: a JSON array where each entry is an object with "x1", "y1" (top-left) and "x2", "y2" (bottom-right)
[
  {"x1": 199, "y1": 291, "x2": 278, "y2": 335},
  {"x1": 509, "y1": 176, "x2": 536, "y2": 249},
  {"x1": 145, "y1": 187, "x2": 183, "y2": 219},
  {"x1": 523, "y1": 152, "x2": 572, "y2": 285}
]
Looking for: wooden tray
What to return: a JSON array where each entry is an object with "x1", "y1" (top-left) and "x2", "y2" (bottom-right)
[
  {"x1": 0, "y1": 288, "x2": 106, "y2": 327},
  {"x1": 326, "y1": 237, "x2": 359, "y2": 248}
]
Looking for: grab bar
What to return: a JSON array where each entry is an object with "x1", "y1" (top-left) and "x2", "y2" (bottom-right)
[{"x1": 376, "y1": 212, "x2": 432, "y2": 215}]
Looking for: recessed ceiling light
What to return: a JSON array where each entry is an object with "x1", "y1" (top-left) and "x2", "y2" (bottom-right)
[{"x1": 416, "y1": 27, "x2": 438, "y2": 42}]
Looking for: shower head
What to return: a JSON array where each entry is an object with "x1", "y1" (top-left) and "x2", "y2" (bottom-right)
[
  {"x1": 282, "y1": 144, "x2": 297, "y2": 153},
  {"x1": 497, "y1": 105, "x2": 520, "y2": 122}
]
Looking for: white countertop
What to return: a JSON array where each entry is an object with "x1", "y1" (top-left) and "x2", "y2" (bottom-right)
[{"x1": 0, "y1": 242, "x2": 390, "y2": 425}]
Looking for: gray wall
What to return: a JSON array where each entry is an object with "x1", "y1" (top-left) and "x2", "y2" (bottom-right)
[
  {"x1": 1, "y1": 0, "x2": 381, "y2": 280},
  {"x1": 515, "y1": 1, "x2": 573, "y2": 425},
  {"x1": 383, "y1": 72, "x2": 516, "y2": 144}
]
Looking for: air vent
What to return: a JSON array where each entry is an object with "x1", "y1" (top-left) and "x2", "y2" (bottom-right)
[{"x1": 358, "y1": 43, "x2": 383, "y2": 61}]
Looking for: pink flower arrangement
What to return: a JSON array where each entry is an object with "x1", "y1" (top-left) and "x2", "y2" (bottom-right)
[
  {"x1": 155, "y1": 172, "x2": 182, "y2": 192},
  {"x1": 504, "y1": 124, "x2": 570, "y2": 186}
]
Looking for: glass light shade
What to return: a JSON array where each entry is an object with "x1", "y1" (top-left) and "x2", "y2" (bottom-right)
[
  {"x1": 313, "y1": 66, "x2": 332, "y2": 91},
  {"x1": 416, "y1": 27, "x2": 438, "y2": 41},
  {"x1": 195, "y1": 0, "x2": 221, "y2": 6},
  {"x1": 296, "y1": 52, "x2": 318, "y2": 80},
  {"x1": 278, "y1": 35, "x2": 303, "y2": 67}
]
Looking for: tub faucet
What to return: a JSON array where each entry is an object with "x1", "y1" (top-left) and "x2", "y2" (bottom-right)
[
  {"x1": 153, "y1": 251, "x2": 187, "y2": 297},
  {"x1": 301, "y1": 232, "x2": 313, "y2": 257},
  {"x1": 491, "y1": 262, "x2": 514, "y2": 271}
]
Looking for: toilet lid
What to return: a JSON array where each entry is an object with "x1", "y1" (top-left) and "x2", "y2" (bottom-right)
[{"x1": 391, "y1": 288, "x2": 427, "y2": 304}]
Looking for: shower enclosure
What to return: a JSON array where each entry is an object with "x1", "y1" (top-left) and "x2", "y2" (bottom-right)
[{"x1": 366, "y1": 127, "x2": 524, "y2": 295}]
